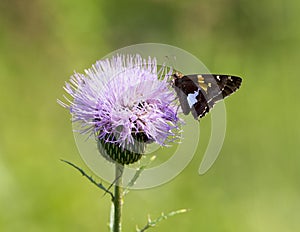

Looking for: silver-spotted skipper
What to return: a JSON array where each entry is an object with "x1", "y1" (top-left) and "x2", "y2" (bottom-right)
[{"x1": 172, "y1": 72, "x2": 242, "y2": 119}]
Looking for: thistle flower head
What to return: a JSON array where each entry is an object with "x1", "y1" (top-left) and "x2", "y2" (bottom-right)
[{"x1": 59, "y1": 54, "x2": 180, "y2": 164}]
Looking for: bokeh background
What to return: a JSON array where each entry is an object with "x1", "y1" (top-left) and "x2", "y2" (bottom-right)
[{"x1": 1, "y1": 0, "x2": 299, "y2": 231}]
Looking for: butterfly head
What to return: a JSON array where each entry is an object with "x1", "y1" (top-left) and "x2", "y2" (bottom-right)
[
  {"x1": 170, "y1": 71, "x2": 184, "y2": 87},
  {"x1": 173, "y1": 71, "x2": 184, "y2": 79}
]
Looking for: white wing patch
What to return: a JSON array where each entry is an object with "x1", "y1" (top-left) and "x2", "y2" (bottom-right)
[{"x1": 187, "y1": 91, "x2": 198, "y2": 108}]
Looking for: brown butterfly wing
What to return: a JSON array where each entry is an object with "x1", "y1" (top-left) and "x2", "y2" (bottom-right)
[{"x1": 174, "y1": 73, "x2": 242, "y2": 119}]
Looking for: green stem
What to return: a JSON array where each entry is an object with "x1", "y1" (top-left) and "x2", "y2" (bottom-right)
[{"x1": 113, "y1": 163, "x2": 124, "y2": 232}]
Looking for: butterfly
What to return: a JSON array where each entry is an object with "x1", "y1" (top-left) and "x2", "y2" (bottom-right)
[{"x1": 172, "y1": 72, "x2": 242, "y2": 119}]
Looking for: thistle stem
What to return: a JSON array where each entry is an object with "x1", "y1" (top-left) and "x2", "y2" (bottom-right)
[{"x1": 113, "y1": 163, "x2": 124, "y2": 232}]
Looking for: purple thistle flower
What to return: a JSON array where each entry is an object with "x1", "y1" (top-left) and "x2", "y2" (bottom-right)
[{"x1": 59, "y1": 54, "x2": 180, "y2": 164}]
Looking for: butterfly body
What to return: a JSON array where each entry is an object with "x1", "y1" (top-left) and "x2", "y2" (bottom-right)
[{"x1": 172, "y1": 72, "x2": 242, "y2": 119}]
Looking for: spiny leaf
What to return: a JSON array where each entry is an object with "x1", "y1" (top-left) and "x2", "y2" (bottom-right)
[
  {"x1": 123, "y1": 156, "x2": 156, "y2": 196},
  {"x1": 60, "y1": 159, "x2": 114, "y2": 201},
  {"x1": 136, "y1": 209, "x2": 189, "y2": 232}
]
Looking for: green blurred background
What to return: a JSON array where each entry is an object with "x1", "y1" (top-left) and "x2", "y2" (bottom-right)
[{"x1": 1, "y1": 0, "x2": 299, "y2": 231}]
